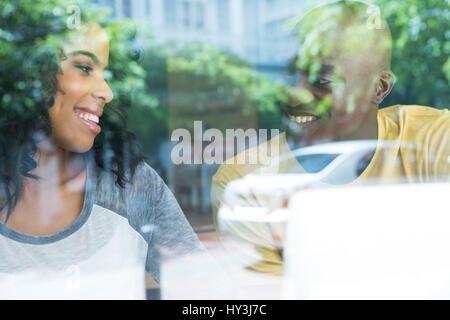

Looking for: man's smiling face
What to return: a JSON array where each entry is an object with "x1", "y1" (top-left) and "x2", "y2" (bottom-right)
[
  {"x1": 285, "y1": 1, "x2": 394, "y2": 147},
  {"x1": 287, "y1": 53, "x2": 381, "y2": 146}
]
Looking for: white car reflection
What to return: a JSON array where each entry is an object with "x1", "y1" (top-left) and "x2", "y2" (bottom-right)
[
  {"x1": 217, "y1": 139, "x2": 412, "y2": 253},
  {"x1": 281, "y1": 139, "x2": 380, "y2": 184}
]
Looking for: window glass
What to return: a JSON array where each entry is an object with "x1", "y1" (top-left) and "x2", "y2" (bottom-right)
[{"x1": 1, "y1": 0, "x2": 448, "y2": 301}]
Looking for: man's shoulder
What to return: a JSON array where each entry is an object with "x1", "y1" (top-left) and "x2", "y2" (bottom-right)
[
  {"x1": 378, "y1": 105, "x2": 449, "y2": 137},
  {"x1": 377, "y1": 104, "x2": 450, "y2": 153},
  {"x1": 379, "y1": 104, "x2": 449, "y2": 120}
]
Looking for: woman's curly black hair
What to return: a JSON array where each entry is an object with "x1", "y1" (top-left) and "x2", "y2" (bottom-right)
[{"x1": 0, "y1": 0, "x2": 146, "y2": 222}]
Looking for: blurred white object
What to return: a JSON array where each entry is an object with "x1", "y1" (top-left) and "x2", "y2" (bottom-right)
[
  {"x1": 216, "y1": 140, "x2": 388, "y2": 252},
  {"x1": 160, "y1": 242, "x2": 283, "y2": 299},
  {"x1": 217, "y1": 140, "x2": 419, "y2": 254},
  {"x1": 284, "y1": 182, "x2": 450, "y2": 299},
  {"x1": 218, "y1": 174, "x2": 318, "y2": 250}
]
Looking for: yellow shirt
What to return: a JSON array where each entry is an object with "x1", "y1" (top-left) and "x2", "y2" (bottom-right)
[
  {"x1": 211, "y1": 105, "x2": 450, "y2": 274},
  {"x1": 357, "y1": 105, "x2": 449, "y2": 183}
]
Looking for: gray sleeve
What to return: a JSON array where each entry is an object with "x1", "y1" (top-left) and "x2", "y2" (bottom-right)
[{"x1": 125, "y1": 163, "x2": 205, "y2": 283}]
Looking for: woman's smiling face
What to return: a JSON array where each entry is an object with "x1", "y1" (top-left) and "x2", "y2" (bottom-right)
[{"x1": 48, "y1": 23, "x2": 113, "y2": 153}]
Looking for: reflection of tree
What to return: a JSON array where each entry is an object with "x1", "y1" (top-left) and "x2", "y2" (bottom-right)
[
  {"x1": 0, "y1": 0, "x2": 155, "y2": 117},
  {"x1": 374, "y1": 0, "x2": 450, "y2": 108},
  {"x1": 134, "y1": 43, "x2": 287, "y2": 216},
  {"x1": 132, "y1": 42, "x2": 286, "y2": 167},
  {"x1": 1, "y1": 0, "x2": 286, "y2": 191}
]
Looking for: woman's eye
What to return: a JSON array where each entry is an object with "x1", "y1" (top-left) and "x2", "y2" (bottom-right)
[{"x1": 75, "y1": 64, "x2": 93, "y2": 74}]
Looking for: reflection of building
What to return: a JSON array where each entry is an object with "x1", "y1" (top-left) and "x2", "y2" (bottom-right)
[{"x1": 95, "y1": 0, "x2": 304, "y2": 78}]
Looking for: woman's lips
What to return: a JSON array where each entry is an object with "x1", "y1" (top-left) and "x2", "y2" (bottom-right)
[{"x1": 74, "y1": 108, "x2": 101, "y2": 134}]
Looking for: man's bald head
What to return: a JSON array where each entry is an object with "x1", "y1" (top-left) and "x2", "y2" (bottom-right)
[
  {"x1": 295, "y1": 0, "x2": 392, "y2": 77},
  {"x1": 285, "y1": 0, "x2": 396, "y2": 147}
]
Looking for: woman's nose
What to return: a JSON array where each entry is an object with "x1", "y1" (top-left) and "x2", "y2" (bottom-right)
[{"x1": 91, "y1": 78, "x2": 114, "y2": 103}]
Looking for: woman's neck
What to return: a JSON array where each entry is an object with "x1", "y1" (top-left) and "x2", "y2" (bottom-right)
[
  {"x1": 25, "y1": 139, "x2": 86, "y2": 196},
  {"x1": 0, "y1": 140, "x2": 87, "y2": 227}
]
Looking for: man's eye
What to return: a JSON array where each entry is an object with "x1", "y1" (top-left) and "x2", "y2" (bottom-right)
[
  {"x1": 75, "y1": 64, "x2": 93, "y2": 74},
  {"x1": 317, "y1": 78, "x2": 332, "y2": 85}
]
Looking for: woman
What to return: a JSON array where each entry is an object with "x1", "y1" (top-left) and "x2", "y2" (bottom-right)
[{"x1": 0, "y1": 7, "x2": 203, "y2": 298}]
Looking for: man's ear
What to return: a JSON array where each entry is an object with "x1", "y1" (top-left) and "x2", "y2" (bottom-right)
[{"x1": 371, "y1": 70, "x2": 395, "y2": 104}]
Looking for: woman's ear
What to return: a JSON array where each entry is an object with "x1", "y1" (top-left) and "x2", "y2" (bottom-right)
[{"x1": 371, "y1": 70, "x2": 395, "y2": 104}]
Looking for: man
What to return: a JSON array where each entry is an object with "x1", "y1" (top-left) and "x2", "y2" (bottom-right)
[{"x1": 211, "y1": 0, "x2": 450, "y2": 275}]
